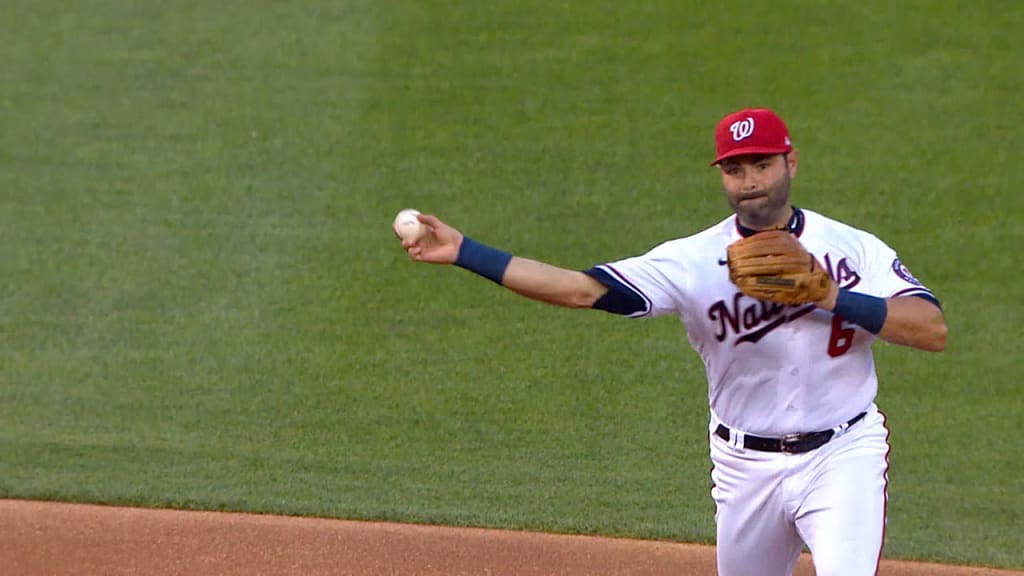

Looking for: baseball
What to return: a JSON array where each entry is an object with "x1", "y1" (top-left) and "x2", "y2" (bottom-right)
[{"x1": 393, "y1": 208, "x2": 427, "y2": 242}]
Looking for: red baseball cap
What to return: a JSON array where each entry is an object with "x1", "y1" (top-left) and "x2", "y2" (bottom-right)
[{"x1": 711, "y1": 108, "x2": 792, "y2": 165}]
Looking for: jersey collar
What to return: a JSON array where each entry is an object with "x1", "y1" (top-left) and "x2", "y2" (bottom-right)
[{"x1": 735, "y1": 207, "x2": 805, "y2": 238}]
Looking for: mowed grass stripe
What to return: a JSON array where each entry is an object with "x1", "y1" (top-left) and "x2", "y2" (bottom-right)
[
  {"x1": 0, "y1": 0, "x2": 1021, "y2": 569},
  {"x1": 1, "y1": 0, "x2": 384, "y2": 501}
]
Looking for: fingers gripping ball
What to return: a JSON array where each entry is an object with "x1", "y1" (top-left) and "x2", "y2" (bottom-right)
[
  {"x1": 726, "y1": 230, "x2": 831, "y2": 305},
  {"x1": 393, "y1": 208, "x2": 427, "y2": 242}
]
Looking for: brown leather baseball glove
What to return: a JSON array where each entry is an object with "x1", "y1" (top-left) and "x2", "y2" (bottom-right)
[{"x1": 726, "y1": 230, "x2": 832, "y2": 305}]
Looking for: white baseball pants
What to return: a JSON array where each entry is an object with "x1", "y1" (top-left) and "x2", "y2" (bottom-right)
[{"x1": 709, "y1": 406, "x2": 890, "y2": 576}]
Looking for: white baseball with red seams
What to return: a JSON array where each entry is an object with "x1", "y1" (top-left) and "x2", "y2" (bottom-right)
[
  {"x1": 592, "y1": 207, "x2": 934, "y2": 575},
  {"x1": 393, "y1": 208, "x2": 426, "y2": 242}
]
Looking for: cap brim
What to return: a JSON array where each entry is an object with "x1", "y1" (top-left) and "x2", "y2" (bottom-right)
[{"x1": 710, "y1": 146, "x2": 792, "y2": 166}]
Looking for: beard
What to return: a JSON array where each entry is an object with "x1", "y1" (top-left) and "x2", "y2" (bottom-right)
[{"x1": 729, "y1": 172, "x2": 792, "y2": 230}]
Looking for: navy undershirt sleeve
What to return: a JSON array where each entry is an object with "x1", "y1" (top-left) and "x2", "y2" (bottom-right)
[
  {"x1": 583, "y1": 267, "x2": 647, "y2": 316},
  {"x1": 912, "y1": 293, "x2": 942, "y2": 310}
]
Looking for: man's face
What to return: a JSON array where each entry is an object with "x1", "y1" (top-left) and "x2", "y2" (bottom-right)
[{"x1": 717, "y1": 153, "x2": 798, "y2": 229}]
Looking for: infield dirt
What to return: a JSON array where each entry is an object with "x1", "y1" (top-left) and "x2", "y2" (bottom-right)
[{"x1": 1, "y1": 500, "x2": 1019, "y2": 575}]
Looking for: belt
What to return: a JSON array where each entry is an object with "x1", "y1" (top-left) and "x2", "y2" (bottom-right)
[{"x1": 714, "y1": 412, "x2": 867, "y2": 454}]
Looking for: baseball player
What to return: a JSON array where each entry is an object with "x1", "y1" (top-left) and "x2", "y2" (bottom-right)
[{"x1": 398, "y1": 107, "x2": 947, "y2": 576}]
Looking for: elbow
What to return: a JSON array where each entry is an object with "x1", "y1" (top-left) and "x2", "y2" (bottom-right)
[
  {"x1": 533, "y1": 284, "x2": 600, "y2": 309},
  {"x1": 888, "y1": 320, "x2": 947, "y2": 352},
  {"x1": 573, "y1": 277, "x2": 610, "y2": 310},
  {"x1": 567, "y1": 292, "x2": 596, "y2": 309},
  {"x1": 571, "y1": 284, "x2": 605, "y2": 309},
  {"x1": 923, "y1": 321, "x2": 948, "y2": 352},
  {"x1": 880, "y1": 300, "x2": 948, "y2": 352}
]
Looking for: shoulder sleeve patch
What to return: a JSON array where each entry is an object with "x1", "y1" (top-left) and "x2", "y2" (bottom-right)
[{"x1": 892, "y1": 258, "x2": 924, "y2": 286}]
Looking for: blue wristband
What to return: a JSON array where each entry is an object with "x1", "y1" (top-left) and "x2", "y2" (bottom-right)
[
  {"x1": 455, "y1": 236, "x2": 513, "y2": 285},
  {"x1": 833, "y1": 289, "x2": 888, "y2": 334}
]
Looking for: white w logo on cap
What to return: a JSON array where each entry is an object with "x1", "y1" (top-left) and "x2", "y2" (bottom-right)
[{"x1": 729, "y1": 117, "x2": 755, "y2": 141}]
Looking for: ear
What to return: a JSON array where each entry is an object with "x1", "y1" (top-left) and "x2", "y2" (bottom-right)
[{"x1": 786, "y1": 149, "x2": 799, "y2": 179}]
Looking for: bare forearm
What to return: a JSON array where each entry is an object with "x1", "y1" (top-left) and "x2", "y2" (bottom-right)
[
  {"x1": 402, "y1": 220, "x2": 608, "y2": 309},
  {"x1": 501, "y1": 257, "x2": 608, "y2": 308},
  {"x1": 876, "y1": 296, "x2": 947, "y2": 351}
]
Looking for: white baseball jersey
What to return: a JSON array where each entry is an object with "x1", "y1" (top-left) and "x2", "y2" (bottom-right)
[{"x1": 587, "y1": 207, "x2": 936, "y2": 436}]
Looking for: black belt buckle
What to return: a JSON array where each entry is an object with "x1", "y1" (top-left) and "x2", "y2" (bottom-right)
[{"x1": 780, "y1": 433, "x2": 804, "y2": 454}]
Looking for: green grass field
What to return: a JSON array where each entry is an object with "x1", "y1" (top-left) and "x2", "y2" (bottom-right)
[{"x1": 1, "y1": 0, "x2": 1022, "y2": 569}]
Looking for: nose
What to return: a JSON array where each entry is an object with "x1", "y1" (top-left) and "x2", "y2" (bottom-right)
[{"x1": 741, "y1": 171, "x2": 759, "y2": 191}]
